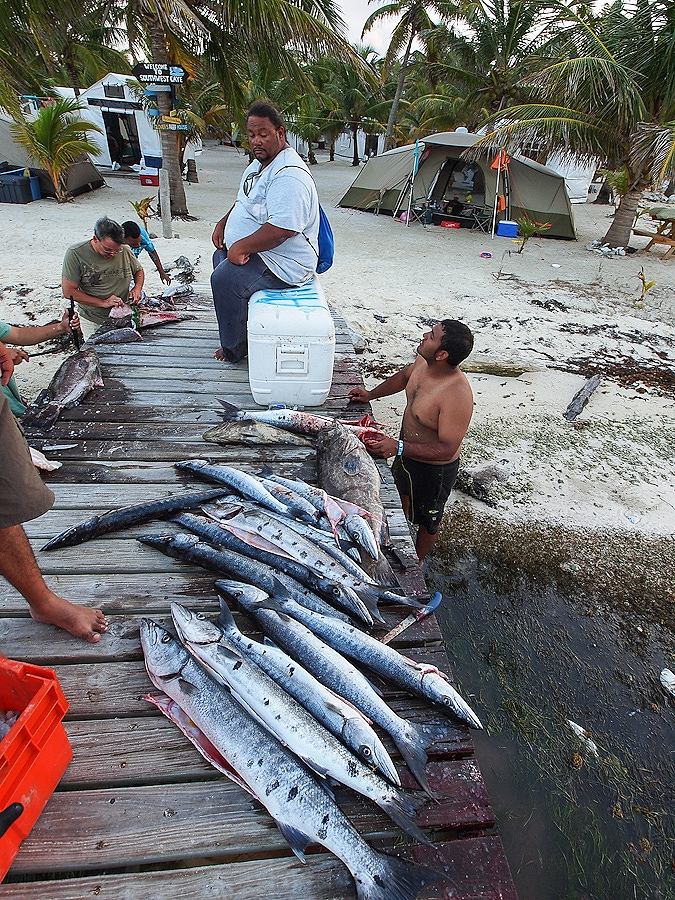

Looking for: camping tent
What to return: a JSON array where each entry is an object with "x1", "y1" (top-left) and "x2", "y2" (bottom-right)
[
  {"x1": 0, "y1": 113, "x2": 104, "y2": 198},
  {"x1": 338, "y1": 130, "x2": 576, "y2": 239}
]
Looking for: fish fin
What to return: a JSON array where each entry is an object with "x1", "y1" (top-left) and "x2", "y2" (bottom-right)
[
  {"x1": 269, "y1": 577, "x2": 296, "y2": 606},
  {"x1": 217, "y1": 399, "x2": 245, "y2": 421},
  {"x1": 354, "y1": 587, "x2": 386, "y2": 625},
  {"x1": 216, "y1": 643, "x2": 241, "y2": 662},
  {"x1": 358, "y1": 852, "x2": 443, "y2": 900},
  {"x1": 380, "y1": 791, "x2": 432, "y2": 846},
  {"x1": 273, "y1": 820, "x2": 312, "y2": 862},
  {"x1": 396, "y1": 721, "x2": 450, "y2": 797},
  {"x1": 217, "y1": 600, "x2": 238, "y2": 634},
  {"x1": 178, "y1": 677, "x2": 200, "y2": 695}
]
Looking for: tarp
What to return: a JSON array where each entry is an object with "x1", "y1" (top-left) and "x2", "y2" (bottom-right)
[
  {"x1": 339, "y1": 130, "x2": 576, "y2": 239},
  {"x1": 0, "y1": 115, "x2": 104, "y2": 197}
]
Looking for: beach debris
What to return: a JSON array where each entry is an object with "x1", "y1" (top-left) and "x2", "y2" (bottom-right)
[
  {"x1": 563, "y1": 374, "x2": 602, "y2": 421},
  {"x1": 586, "y1": 239, "x2": 626, "y2": 257},
  {"x1": 141, "y1": 621, "x2": 440, "y2": 895},
  {"x1": 29, "y1": 447, "x2": 62, "y2": 472},
  {"x1": 40, "y1": 488, "x2": 230, "y2": 551},
  {"x1": 659, "y1": 668, "x2": 675, "y2": 699},
  {"x1": 455, "y1": 460, "x2": 512, "y2": 505},
  {"x1": 21, "y1": 349, "x2": 103, "y2": 431},
  {"x1": 635, "y1": 267, "x2": 656, "y2": 303},
  {"x1": 566, "y1": 719, "x2": 599, "y2": 757}
]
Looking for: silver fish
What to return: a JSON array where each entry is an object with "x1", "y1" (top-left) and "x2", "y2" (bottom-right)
[
  {"x1": 175, "y1": 460, "x2": 291, "y2": 518},
  {"x1": 172, "y1": 603, "x2": 426, "y2": 841},
  {"x1": 213, "y1": 594, "x2": 398, "y2": 783},
  {"x1": 254, "y1": 584, "x2": 483, "y2": 731},
  {"x1": 259, "y1": 477, "x2": 320, "y2": 524},
  {"x1": 22, "y1": 349, "x2": 103, "y2": 430},
  {"x1": 89, "y1": 326, "x2": 142, "y2": 345},
  {"x1": 141, "y1": 620, "x2": 439, "y2": 900},
  {"x1": 218, "y1": 400, "x2": 375, "y2": 438},
  {"x1": 218, "y1": 581, "x2": 448, "y2": 794},
  {"x1": 343, "y1": 514, "x2": 379, "y2": 560}
]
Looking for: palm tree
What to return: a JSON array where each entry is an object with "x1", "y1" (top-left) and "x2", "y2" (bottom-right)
[
  {"x1": 8, "y1": 96, "x2": 103, "y2": 201},
  {"x1": 323, "y1": 52, "x2": 384, "y2": 166},
  {"x1": 362, "y1": 0, "x2": 456, "y2": 150},
  {"x1": 473, "y1": 0, "x2": 675, "y2": 247}
]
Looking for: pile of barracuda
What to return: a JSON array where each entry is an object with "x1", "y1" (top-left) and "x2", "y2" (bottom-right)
[{"x1": 42, "y1": 458, "x2": 483, "y2": 900}]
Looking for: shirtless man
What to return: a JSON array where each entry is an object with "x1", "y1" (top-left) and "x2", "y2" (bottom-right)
[{"x1": 349, "y1": 320, "x2": 474, "y2": 560}]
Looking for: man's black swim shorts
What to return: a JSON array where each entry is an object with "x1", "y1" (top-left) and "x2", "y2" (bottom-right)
[{"x1": 391, "y1": 454, "x2": 460, "y2": 535}]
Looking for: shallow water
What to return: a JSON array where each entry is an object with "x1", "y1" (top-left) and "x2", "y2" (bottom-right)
[{"x1": 429, "y1": 550, "x2": 674, "y2": 900}]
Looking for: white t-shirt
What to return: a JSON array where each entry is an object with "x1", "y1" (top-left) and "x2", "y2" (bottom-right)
[{"x1": 224, "y1": 146, "x2": 319, "y2": 285}]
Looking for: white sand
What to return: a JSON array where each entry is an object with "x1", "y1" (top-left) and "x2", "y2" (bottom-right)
[{"x1": 1, "y1": 143, "x2": 673, "y2": 537}]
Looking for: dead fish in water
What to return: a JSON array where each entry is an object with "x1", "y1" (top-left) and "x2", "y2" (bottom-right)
[
  {"x1": 172, "y1": 603, "x2": 428, "y2": 842},
  {"x1": 217, "y1": 400, "x2": 383, "y2": 438},
  {"x1": 40, "y1": 489, "x2": 229, "y2": 551},
  {"x1": 175, "y1": 460, "x2": 291, "y2": 518},
  {"x1": 141, "y1": 621, "x2": 439, "y2": 899},
  {"x1": 660, "y1": 668, "x2": 675, "y2": 699},
  {"x1": 90, "y1": 327, "x2": 142, "y2": 345},
  {"x1": 21, "y1": 349, "x2": 103, "y2": 431}
]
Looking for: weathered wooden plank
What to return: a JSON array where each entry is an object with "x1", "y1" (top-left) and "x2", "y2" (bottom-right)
[
  {"x1": 9, "y1": 759, "x2": 492, "y2": 875},
  {"x1": 97, "y1": 355, "x2": 362, "y2": 379},
  {"x1": 61, "y1": 716, "x2": 476, "y2": 791},
  {"x1": 2, "y1": 836, "x2": 516, "y2": 899},
  {"x1": 60, "y1": 400, "x2": 366, "y2": 424},
  {"x1": 35, "y1": 459, "x2": 318, "y2": 485},
  {"x1": 26, "y1": 440, "x2": 318, "y2": 462}
]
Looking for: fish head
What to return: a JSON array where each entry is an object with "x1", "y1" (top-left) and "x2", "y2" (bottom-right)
[
  {"x1": 140, "y1": 619, "x2": 189, "y2": 683},
  {"x1": 215, "y1": 579, "x2": 267, "y2": 611},
  {"x1": 342, "y1": 717, "x2": 400, "y2": 785},
  {"x1": 171, "y1": 603, "x2": 223, "y2": 646}
]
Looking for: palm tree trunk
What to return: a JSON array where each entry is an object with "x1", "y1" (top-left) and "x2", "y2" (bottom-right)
[
  {"x1": 147, "y1": 19, "x2": 189, "y2": 217},
  {"x1": 329, "y1": 139, "x2": 335, "y2": 162},
  {"x1": 383, "y1": 29, "x2": 415, "y2": 152},
  {"x1": 602, "y1": 186, "x2": 645, "y2": 248},
  {"x1": 352, "y1": 124, "x2": 360, "y2": 166}
]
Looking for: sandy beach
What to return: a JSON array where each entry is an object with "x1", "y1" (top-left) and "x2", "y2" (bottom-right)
[{"x1": 2, "y1": 142, "x2": 674, "y2": 550}]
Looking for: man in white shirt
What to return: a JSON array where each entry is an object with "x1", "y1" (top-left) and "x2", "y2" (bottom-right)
[{"x1": 211, "y1": 102, "x2": 320, "y2": 362}]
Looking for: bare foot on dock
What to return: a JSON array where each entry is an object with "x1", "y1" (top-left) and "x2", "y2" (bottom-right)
[
  {"x1": 29, "y1": 593, "x2": 108, "y2": 643},
  {"x1": 214, "y1": 347, "x2": 228, "y2": 361}
]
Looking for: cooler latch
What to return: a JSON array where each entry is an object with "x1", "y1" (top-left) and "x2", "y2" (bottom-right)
[{"x1": 276, "y1": 344, "x2": 309, "y2": 375}]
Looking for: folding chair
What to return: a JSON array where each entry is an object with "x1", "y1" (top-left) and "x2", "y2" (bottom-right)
[{"x1": 471, "y1": 207, "x2": 492, "y2": 233}]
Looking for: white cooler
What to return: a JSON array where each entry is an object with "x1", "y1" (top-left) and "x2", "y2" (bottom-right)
[{"x1": 247, "y1": 277, "x2": 335, "y2": 407}]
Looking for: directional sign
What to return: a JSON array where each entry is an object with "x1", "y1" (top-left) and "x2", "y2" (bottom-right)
[
  {"x1": 133, "y1": 63, "x2": 187, "y2": 85},
  {"x1": 156, "y1": 122, "x2": 190, "y2": 132},
  {"x1": 161, "y1": 115, "x2": 183, "y2": 124}
]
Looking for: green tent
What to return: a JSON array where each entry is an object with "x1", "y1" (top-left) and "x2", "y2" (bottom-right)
[{"x1": 338, "y1": 130, "x2": 576, "y2": 239}]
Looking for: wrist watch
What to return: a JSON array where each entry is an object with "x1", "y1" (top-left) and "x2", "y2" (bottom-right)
[{"x1": 396, "y1": 439, "x2": 405, "y2": 457}]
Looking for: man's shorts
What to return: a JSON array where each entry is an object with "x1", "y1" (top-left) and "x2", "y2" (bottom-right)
[
  {"x1": 0, "y1": 392, "x2": 54, "y2": 528},
  {"x1": 391, "y1": 454, "x2": 460, "y2": 535}
]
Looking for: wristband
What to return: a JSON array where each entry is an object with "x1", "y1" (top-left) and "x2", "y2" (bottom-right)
[{"x1": 397, "y1": 439, "x2": 404, "y2": 457}]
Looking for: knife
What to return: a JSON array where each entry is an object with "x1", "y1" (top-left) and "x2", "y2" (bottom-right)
[
  {"x1": 379, "y1": 591, "x2": 442, "y2": 644},
  {"x1": 69, "y1": 295, "x2": 82, "y2": 350}
]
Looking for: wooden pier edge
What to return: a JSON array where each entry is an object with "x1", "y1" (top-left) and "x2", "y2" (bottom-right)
[{"x1": 2, "y1": 300, "x2": 517, "y2": 898}]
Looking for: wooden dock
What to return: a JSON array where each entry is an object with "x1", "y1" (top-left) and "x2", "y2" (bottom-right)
[{"x1": 1, "y1": 306, "x2": 516, "y2": 898}]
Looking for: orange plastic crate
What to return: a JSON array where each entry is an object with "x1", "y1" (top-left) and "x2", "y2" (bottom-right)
[{"x1": 0, "y1": 658, "x2": 72, "y2": 881}]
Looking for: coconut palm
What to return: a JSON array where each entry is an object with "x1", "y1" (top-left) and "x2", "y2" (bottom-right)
[
  {"x1": 473, "y1": 0, "x2": 675, "y2": 247},
  {"x1": 362, "y1": 0, "x2": 457, "y2": 150},
  {"x1": 9, "y1": 96, "x2": 103, "y2": 201},
  {"x1": 322, "y1": 51, "x2": 385, "y2": 166}
]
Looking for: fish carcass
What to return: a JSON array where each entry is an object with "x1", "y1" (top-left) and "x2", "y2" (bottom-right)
[
  {"x1": 172, "y1": 603, "x2": 427, "y2": 841},
  {"x1": 141, "y1": 620, "x2": 438, "y2": 900},
  {"x1": 218, "y1": 581, "x2": 448, "y2": 794},
  {"x1": 217, "y1": 400, "x2": 385, "y2": 439},
  {"x1": 21, "y1": 349, "x2": 103, "y2": 430}
]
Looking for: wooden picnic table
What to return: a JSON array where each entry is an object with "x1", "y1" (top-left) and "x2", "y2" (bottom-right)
[
  {"x1": 1, "y1": 303, "x2": 517, "y2": 898},
  {"x1": 632, "y1": 206, "x2": 675, "y2": 259}
]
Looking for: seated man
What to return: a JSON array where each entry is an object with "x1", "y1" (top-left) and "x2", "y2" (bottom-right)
[
  {"x1": 0, "y1": 343, "x2": 108, "y2": 642},
  {"x1": 445, "y1": 195, "x2": 465, "y2": 217},
  {"x1": 210, "y1": 101, "x2": 319, "y2": 363},
  {"x1": 349, "y1": 320, "x2": 474, "y2": 561},
  {"x1": 62, "y1": 216, "x2": 145, "y2": 339},
  {"x1": 122, "y1": 220, "x2": 172, "y2": 285}
]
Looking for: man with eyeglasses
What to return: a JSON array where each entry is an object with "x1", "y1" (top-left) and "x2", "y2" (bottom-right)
[
  {"x1": 62, "y1": 216, "x2": 145, "y2": 339},
  {"x1": 210, "y1": 101, "x2": 320, "y2": 363}
]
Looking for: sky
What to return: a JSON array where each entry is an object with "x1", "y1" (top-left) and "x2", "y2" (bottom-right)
[{"x1": 339, "y1": 0, "x2": 394, "y2": 55}]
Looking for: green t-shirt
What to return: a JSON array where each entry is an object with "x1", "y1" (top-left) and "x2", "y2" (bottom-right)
[
  {"x1": 62, "y1": 240, "x2": 142, "y2": 325},
  {"x1": 0, "y1": 321, "x2": 27, "y2": 416}
]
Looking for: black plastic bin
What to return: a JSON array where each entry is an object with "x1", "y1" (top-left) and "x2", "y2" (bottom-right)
[{"x1": 0, "y1": 174, "x2": 33, "y2": 204}]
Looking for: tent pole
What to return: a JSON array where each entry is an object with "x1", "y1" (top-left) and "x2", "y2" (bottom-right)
[
  {"x1": 392, "y1": 172, "x2": 411, "y2": 219},
  {"x1": 405, "y1": 174, "x2": 414, "y2": 227},
  {"x1": 491, "y1": 157, "x2": 501, "y2": 239}
]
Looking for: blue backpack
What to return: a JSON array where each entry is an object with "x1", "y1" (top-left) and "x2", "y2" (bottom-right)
[{"x1": 276, "y1": 164, "x2": 334, "y2": 274}]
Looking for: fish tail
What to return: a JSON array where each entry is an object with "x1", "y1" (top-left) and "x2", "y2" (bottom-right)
[
  {"x1": 397, "y1": 721, "x2": 449, "y2": 797},
  {"x1": 217, "y1": 399, "x2": 246, "y2": 421},
  {"x1": 379, "y1": 790, "x2": 431, "y2": 846},
  {"x1": 356, "y1": 851, "x2": 442, "y2": 900},
  {"x1": 378, "y1": 590, "x2": 427, "y2": 611},
  {"x1": 355, "y1": 586, "x2": 386, "y2": 625}
]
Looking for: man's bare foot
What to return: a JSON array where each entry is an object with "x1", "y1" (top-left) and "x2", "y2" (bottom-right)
[
  {"x1": 214, "y1": 347, "x2": 228, "y2": 361},
  {"x1": 29, "y1": 593, "x2": 108, "y2": 644}
]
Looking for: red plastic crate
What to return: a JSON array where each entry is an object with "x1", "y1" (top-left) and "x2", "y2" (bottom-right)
[
  {"x1": 0, "y1": 658, "x2": 72, "y2": 881},
  {"x1": 140, "y1": 173, "x2": 160, "y2": 187}
]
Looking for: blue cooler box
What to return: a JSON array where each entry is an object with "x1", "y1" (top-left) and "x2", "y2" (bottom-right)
[{"x1": 496, "y1": 220, "x2": 519, "y2": 237}]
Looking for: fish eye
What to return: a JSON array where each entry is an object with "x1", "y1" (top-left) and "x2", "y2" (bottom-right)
[
  {"x1": 160, "y1": 633, "x2": 171, "y2": 644},
  {"x1": 196, "y1": 613, "x2": 206, "y2": 621},
  {"x1": 361, "y1": 746, "x2": 371, "y2": 758}
]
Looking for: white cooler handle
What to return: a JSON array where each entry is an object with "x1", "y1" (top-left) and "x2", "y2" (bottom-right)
[{"x1": 276, "y1": 344, "x2": 309, "y2": 375}]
